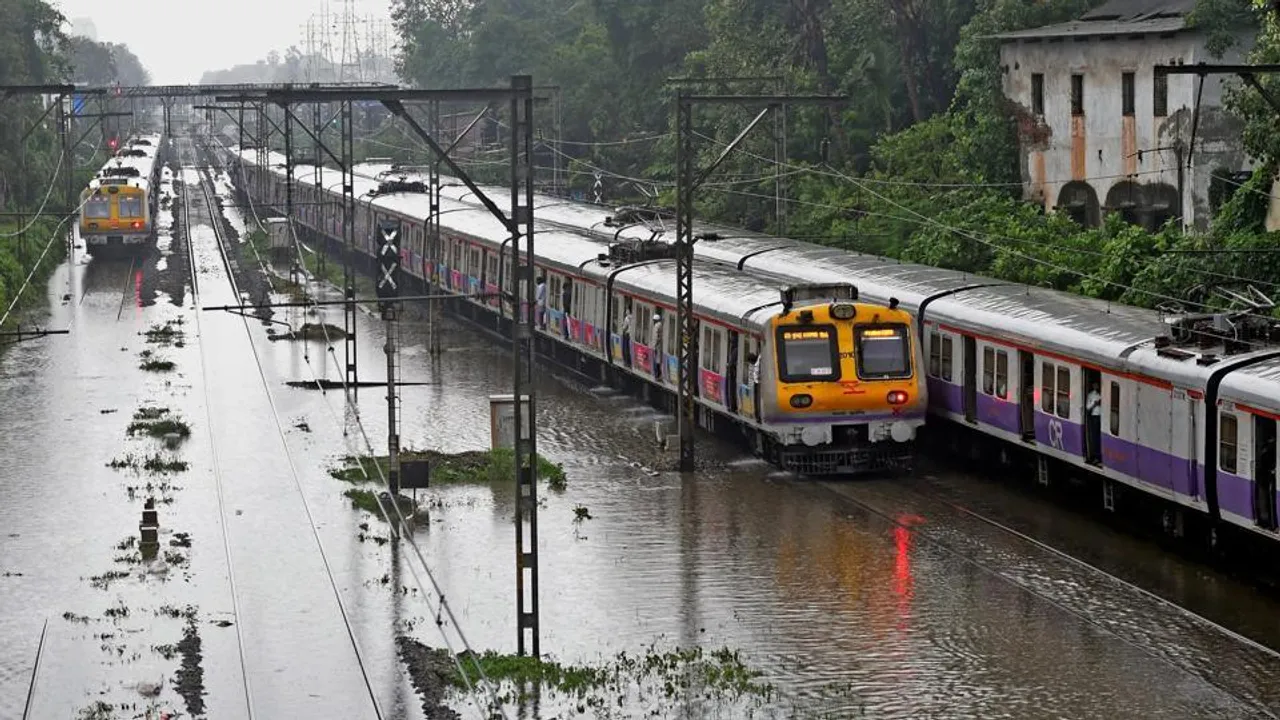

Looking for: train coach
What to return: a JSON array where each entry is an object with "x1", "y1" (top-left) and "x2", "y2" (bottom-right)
[
  {"x1": 231, "y1": 148, "x2": 928, "y2": 475},
  {"x1": 290, "y1": 155, "x2": 1280, "y2": 552},
  {"x1": 80, "y1": 133, "x2": 163, "y2": 256}
]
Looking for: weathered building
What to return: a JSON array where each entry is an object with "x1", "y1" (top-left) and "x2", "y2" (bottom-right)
[{"x1": 996, "y1": 0, "x2": 1253, "y2": 230}]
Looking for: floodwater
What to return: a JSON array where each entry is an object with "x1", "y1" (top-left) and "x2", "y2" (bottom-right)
[{"x1": 3, "y1": 137, "x2": 1280, "y2": 719}]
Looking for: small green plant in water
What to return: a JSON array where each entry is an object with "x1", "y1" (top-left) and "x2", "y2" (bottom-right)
[{"x1": 330, "y1": 448, "x2": 567, "y2": 490}]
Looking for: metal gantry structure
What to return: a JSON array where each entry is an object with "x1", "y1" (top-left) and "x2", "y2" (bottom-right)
[
  {"x1": 210, "y1": 78, "x2": 545, "y2": 657},
  {"x1": 673, "y1": 91, "x2": 844, "y2": 471}
]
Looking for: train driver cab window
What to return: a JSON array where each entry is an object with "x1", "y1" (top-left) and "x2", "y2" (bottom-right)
[
  {"x1": 855, "y1": 325, "x2": 910, "y2": 379},
  {"x1": 86, "y1": 194, "x2": 111, "y2": 218},
  {"x1": 118, "y1": 196, "x2": 143, "y2": 218},
  {"x1": 1220, "y1": 413, "x2": 1238, "y2": 474},
  {"x1": 777, "y1": 326, "x2": 839, "y2": 382}
]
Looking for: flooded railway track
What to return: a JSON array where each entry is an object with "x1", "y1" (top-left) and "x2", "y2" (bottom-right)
[{"x1": 806, "y1": 472, "x2": 1280, "y2": 716}]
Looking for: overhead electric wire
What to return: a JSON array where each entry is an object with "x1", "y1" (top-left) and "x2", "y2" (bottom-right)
[
  {"x1": 214, "y1": 136, "x2": 512, "y2": 719},
  {"x1": 0, "y1": 148, "x2": 66, "y2": 239}
]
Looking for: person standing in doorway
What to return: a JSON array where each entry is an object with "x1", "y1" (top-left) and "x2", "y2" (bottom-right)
[
  {"x1": 534, "y1": 275, "x2": 547, "y2": 330},
  {"x1": 1086, "y1": 381, "x2": 1102, "y2": 464},
  {"x1": 747, "y1": 352, "x2": 761, "y2": 420},
  {"x1": 621, "y1": 302, "x2": 633, "y2": 367}
]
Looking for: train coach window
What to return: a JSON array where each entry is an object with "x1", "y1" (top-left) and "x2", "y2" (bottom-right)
[
  {"x1": 855, "y1": 325, "x2": 911, "y2": 379},
  {"x1": 1220, "y1": 414, "x2": 1238, "y2": 474},
  {"x1": 1109, "y1": 382, "x2": 1120, "y2": 436},
  {"x1": 1055, "y1": 366, "x2": 1070, "y2": 419},
  {"x1": 996, "y1": 351, "x2": 1009, "y2": 400},
  {"x1": 928, "y1": 332, "x2": 941, "y2": 377},
  {"x1": 982, "y1": 346, "x2": 995, "y2": 395},
  {"x1": 1041, "y1": 362, "x2": 1054, "y2": 413},
  {"x1": 777, "y1": 326, "x2": 839, "y2": 382},
  {"x1": 941, "y1": 336, "x2": 953, "y2": 382}
]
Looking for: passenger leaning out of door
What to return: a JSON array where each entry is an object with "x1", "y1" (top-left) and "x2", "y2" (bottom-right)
[
  {"x1": 747, "y1": 352, "x2": 761, "y2": 419},
  {"x1": 652, "y1": 313, "x2": 664, "y2": 379},
  {"x1": 621, "y1": 303, "x2": 633, "y2": 367},
  {"x1": 1085, "y1": 381, "x2": 1102, "y2": 465}
]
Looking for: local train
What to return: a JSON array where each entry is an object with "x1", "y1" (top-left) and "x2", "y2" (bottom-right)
[
  {"x1": 80, "y1": 133, "x2": 163, "y2": 255},
  {"x1": 232, "y1": 149, "x2": 1280, "y2": 551},
  {"x1": 231, "y1": 149, "x2": 927, "y2": 475}
]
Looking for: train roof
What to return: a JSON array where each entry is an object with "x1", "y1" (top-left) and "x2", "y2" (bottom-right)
[
  {"x1": 1219, "y1": 356, "x2": 1280, "y2": 410},
  {"x1": 238, "y1": 149, "x2": 1280, "y2": 365},
  {"x1": 596, "y1": 257, "x2": 783, "y2": 327}
]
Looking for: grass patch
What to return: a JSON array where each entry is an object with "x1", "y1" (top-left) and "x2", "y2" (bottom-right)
[
  {"x1": 142, "y1": 454, "x2": 189, "y2": 473},
  {"x1": 126, "y1": 408, "x2": 191, "y2": 440},
  {"x1": 330, "y1": 448, "x2": 567, "y2": 490},
  {"x1": 398, "y1": 639, "x2": 776, "y2": 714},
  {"x1": 138, "y1": 349, "x2": 175, "y2": 372},
  {"x1": 143, "y1": 318, "x2": 185, "y2": 346},
  {"x1": 343, "y1": 488, "x2": 382, "y2": 514},
  {"x1": 133, "y1": 406, "x2": 169, "y2": 421}
]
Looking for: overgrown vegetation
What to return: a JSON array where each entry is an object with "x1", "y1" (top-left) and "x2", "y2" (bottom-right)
[
  {"x1": 330, "y1": 448, "x2": 568, "y2": 491},
  {"x1": 398, "y1": 637, "x2": 777, "y2": 716},
  {"x1": 383, "y1": 0, "x2": 1277, "y2": 313}
]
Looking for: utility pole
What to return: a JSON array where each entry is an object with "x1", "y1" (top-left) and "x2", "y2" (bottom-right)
[
  {"x1": 672, "y1": 89, "x2": 843, "y2": 472},
  {"x1": 217, "y1": 78, "x2": 545, "y2": 655}
]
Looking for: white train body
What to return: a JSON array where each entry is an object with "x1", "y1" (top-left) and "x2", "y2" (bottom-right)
[
  {"x1": 235, "y1": 150, "x2": 928, "y2": 475},
  {"x1": 232, "y1": 150, "x2": 1280, "y2": 542}
]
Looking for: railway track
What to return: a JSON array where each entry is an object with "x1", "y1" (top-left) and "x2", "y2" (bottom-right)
[{"x1": 802, "y1": 473, "x2": 1280, "y2": 717}]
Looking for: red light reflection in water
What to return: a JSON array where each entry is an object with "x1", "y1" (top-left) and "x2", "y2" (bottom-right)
[
  {"x1": 135, "y1": 270, "x2": 143, "y2": 313},
  {"x1": 893, "y1": 513, "x2": 924, "y2": 629}
]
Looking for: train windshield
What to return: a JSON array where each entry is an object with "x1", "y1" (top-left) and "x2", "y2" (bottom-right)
[
  {"x1": 777, "y1": 326, "x2": 839, "y2": 382},
  {"x1": 85, "y1": 195, "x2": 111, "y2": 218},
  {"x1": 855, "y1": 325, "x2": 911, "y2": 379},
  {"x1": 118, "y1": 196, "x2": 143, "y2": 218}
]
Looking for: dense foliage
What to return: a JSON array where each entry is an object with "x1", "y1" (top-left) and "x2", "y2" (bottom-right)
[
  {"x1": 0, "y1": 2, "x2": 148, "y2": 324},
  {"x1": 385, "y1": 0, "x2": 1277, "y2": 313}
]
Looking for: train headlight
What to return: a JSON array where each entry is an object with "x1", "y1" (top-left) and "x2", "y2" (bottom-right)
[
  {"x1": 887, "y1": 390, "x2": 909, "y2": 405},
  {"x1": 789, "y1": 394, "x2": 813, "y2": 408},
  {"x1": 831, "y1": 302, "x2": 856, "y2": 320}
]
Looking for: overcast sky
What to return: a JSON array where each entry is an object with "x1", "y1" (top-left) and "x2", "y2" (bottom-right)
[{"x1": 53, "y1": 0, "x2": 391, "y2": 84}]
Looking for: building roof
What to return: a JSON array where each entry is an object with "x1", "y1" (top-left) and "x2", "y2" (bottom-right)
[{"x1": 993, "y1": 0, "x2": 1193, "y2": 41}]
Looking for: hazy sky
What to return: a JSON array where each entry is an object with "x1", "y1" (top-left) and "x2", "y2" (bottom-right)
[{"x1": 53, "y1": 0, "x2": 391, "y2": 84}]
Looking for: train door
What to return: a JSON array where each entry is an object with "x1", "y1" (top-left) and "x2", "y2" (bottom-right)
[
  {"x1": 726, "y1": 332, "x2": 740, "y2": 413},
  {"x1": 963, "y1": 336, "x2": 977, "y2": 423},
  {"x1": 1254, "y1": 415, "x2": 1277, "y2": 530},
  {"x1": 1019, "y1": 350, "x2": 1035, "y2": 440},
  {"x1": 1082, "y1": 367, "x2": 1101, "y2": 465}
]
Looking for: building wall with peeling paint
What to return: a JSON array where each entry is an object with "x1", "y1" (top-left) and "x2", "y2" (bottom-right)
[{"x1": 1000, "y1": 32, "x2": 1252, "y2": 231}]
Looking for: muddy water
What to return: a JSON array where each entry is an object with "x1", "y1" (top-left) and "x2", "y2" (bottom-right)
[{"x1": 2, "y1": 140, "x2": 1280, "y2": 718}]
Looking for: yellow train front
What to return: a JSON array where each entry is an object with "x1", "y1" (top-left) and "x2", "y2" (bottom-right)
[
  {"x1": 756, "y1": 287, "x2": 927, "y2": 475},
  {"x1": 80, "y1": 137, "x2": 161, "y2": 256}
]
